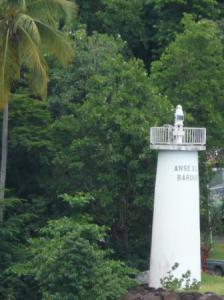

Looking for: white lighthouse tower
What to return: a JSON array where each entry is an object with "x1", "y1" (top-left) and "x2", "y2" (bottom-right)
[{"x1": 149, "y1": 105, "x2": 206, "y2": 288}]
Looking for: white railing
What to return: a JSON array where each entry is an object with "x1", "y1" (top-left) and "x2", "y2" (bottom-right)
[{"x1": 150, "y1": 127, "x2": 206, "y2": 145}]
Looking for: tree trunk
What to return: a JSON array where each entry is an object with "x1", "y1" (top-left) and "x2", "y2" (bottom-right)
[
  {"x1": 119, "y1": 195, "x2": 129, "y2": 255},
  {"x1": 0, "y1": 103, "x2": 8, "y2": 223}
]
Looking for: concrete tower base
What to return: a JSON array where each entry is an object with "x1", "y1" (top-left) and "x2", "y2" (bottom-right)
[{"x1": 149, "y1": 150, "x2": 201, "y2": 288}]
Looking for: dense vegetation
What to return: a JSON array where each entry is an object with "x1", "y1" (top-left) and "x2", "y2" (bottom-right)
[{"x1": 1, "y1": 0, "x2": 224, "y2": 299}]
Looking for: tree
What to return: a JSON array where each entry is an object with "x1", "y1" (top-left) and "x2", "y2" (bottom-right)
[
  {"x1": 144, "y1": 0, "x2": 220, "y2": 59},
  {"x1": 96, "y1": 0, "x2": 148, "y2": 59},
  {"x1": 47, "y1": 31, "x2": 171, "y2": 266},
  {"x1": 75, "y1": 0, "x2": 221, "y2": 63},
  {"x1": 150, "y1": 15, "x2": 224, "y2": 149},
  {"x1": 0, "y1": 93, "x2": 54, "y2": 298},
  {"x1": 149, "y1": 15, "x2": 224, "y2": 238},
  {"x1": 0, "y1": 0, "x2": 76, "y2": 222},
  {"x1": 13, "y1": 194, "x2": 137, "y2": 300},
  {"x1": 7, "y1": 93, "x2": 54, "y2": 200}
]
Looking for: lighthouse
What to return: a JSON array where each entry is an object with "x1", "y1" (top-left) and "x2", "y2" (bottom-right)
[{"x1": 149, "y1": 105, "x2": 206, "y2": 288}]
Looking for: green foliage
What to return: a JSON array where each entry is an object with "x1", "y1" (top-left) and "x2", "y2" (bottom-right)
[
  {"x1": 61, "y1": 192, "x2": 93, "y2": 208},
  {"x1": 76, "y1": 0, "x2": 221, "y2": 62},
  {"x1": 160, "y1": 263, "x2": 200, "y2": 291},
  {"x1": 75, "y1": 0, "x2": 102, "y2": 32},
  {"x1": 145, "y1": 0, "x2": 220, "y2": 57},
  {"x1": 0, "y1": 197, "x2": 39, "y2": 299},
  {"x1": 76, "y1": 0, "x2": 147, "y2": 53},
  {"x1": 96, "y1": 0, "x2": 148, "y2": 54},
  {"x1": 14, "y1": 195, "x2": 137, "y2": 300},
  {"x1": 150, "y1": 15, "x2": 224, "y2": 150},
  {"x1": 209, "y1": 200, "x2": 224, "y2": 237},
  {"x1": 2, "y1": 0, "x2": 224, "y2": 298},
  {"x1": 6, "y1": 93, "x2": 54, "y2": 200},
  {"x1": 150, "y1": 16, "x2": 224, "y2": 238},
  {"x1": 0, "y1": 0, "x2": 75, "y2": 107},
  {"x1": 48, "y1": 30, "x2": 171, "y2": 265}
]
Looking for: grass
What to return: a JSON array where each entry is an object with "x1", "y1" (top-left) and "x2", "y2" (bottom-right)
[
  {"x1": 209, "y1": 243, "x2": 224, "y2": 260},
  {"x1": 200, "y1": 272, "x2": 224, "y2": 295},
  {"x1": 200, "y1": 242, "x2": 224, "y2": 295},
  {"x1": 199, "y1": 242, "x2": 224, "y2": 295}
]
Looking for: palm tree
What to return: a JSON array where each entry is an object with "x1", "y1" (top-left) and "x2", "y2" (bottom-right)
[{"x1": 0, "y1": 0, "x2": 76, "y2": 222}]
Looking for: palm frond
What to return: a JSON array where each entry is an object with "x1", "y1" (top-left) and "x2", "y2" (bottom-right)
[
  {"x1": 0, "y1": 30, "x2": 20, "y2": 109},
  {"x1": 27, "y1": 0, "x2": 77, "y2": 25},
  {"x1": 35, "y1": 19, "x2": 73, "y2": 66},
  {"x1": 17, "y1": 24, "x2": 48, "y2": 98},
  {"x1": 8, "y1": 0, "x2": 26, "y2": 10},
  {"x1": 14, "y1": 13, "x2": 40, "y2": 45}
]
